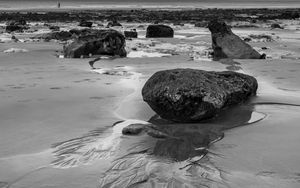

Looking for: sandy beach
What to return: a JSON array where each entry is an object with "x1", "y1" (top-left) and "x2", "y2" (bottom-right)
[{"x1": 0, "y1": 8, "x2": 300, "y2": 188}]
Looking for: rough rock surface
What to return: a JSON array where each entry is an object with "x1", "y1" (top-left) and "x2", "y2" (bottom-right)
[
  {"x1": 208, "y1": 20, "x2": 264, "y2": 60},
  {"x1": 64, "y1": 29, "x2": 126, "y2": 58},
  {"x1": 142, "y1": 69, "x2": 258, "y2": 122},
  {"x1": 146, "y1": 24, "x2": 174, "y2": 38}
]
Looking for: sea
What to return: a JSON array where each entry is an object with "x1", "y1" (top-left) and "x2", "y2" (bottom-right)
[{"x1": 0, "y1": 0, "x2": 299, "y2": 10}]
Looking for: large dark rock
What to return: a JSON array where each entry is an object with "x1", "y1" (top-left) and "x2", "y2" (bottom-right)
[
  {"x1": 142, "y1": 69, "x2": 258, "y2": 122},
  {"x1": 146, "y1": 24, "x2": 174, "y2": 38},
  {"x1": 64, "y1": 29, "x2": 126, "y2": 58},
  {"x1": 208, "y1": 20, "x2": 264, "y2": 60}
]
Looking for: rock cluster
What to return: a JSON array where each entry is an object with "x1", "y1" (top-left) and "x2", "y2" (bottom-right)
[
  {"x1": 5, "y1": 19, "x2": 28, "y2": 33},
  {"x1": 142, "y1": 69, "x2": 258, "y2": 122}
]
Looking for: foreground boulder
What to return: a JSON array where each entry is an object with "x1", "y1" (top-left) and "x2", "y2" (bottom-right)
[
  {"x1": 142, "y1": 69, "x2": 258, "y2": 122},
  {"x1": 146, "y1": 24, "x2": 174, "y2": 38},
  {"x1": 208, "y1": 20, "x2": 264, "y2": 60},
  {"x1": 64, "y1": 29, "x2": 126, "y2": 58}
]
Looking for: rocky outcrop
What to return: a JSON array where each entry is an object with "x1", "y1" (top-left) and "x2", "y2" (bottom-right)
[
  {"x1": 124, "y1": 30, "x2": 138, "y2": 38},
  {"x1": 64, "y1": 29, "x2": 126, "y2": 58},
  {"x1": 142, "y1": 69, "x2": 258, "y2": 122},
  {"x1": 5, "y1": 20, "x2": 28, "y2": 33},
  {"x1": 146, "y1": 24, "x2": 174, "y2": 38},
  {"x1": 208, "y1": 20, "x2": 264, "y2": 60},
  {"x1": 32, "y1": 31, "x2": 72, "y2": 41}
]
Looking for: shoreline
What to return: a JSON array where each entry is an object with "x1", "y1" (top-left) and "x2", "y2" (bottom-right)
[{"x1": 1, "y1": 6, "x2": 300, "y2": 12}]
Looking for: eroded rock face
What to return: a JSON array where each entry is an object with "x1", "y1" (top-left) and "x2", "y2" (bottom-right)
[
  {"x1": 142, "y1": 69, "x2": 258, "y2": 122},
  {"x1": 146, "y1": 24, "x2": 174, "y2": 38},
  {"x1": 208, "y1": 20, "x2": 264, "y2": 60},
  {"x1": 64, "y1": 29, "x2": 127, "y2": 58}
]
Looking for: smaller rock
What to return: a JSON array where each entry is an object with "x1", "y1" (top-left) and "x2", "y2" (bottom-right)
[
  {"x1": 49, "y1": 25, "x2": 60, "y2": 31},
  {"x1": 124, "y1": 30, "x2": 138, "y2": 38},
  {"x1": 107, "y1": 21, "x2": 122, "y2": 27},
  {"x1": 11, "y1": 35, "x2": 19, "y2": 42},
  {"x1": 146, "y1": 128, "x2": 168, "y2": 139},
  {"x1": 271, "y1": 23, "x2": 283, "y2": 29},
  {"x1": 122, "y1": 124, "x2": 146, "y2": 135}
]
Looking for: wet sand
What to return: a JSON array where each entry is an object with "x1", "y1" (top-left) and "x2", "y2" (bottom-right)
[{"x1": 1, "y1": 20, "x2": 300, "y2": 187}]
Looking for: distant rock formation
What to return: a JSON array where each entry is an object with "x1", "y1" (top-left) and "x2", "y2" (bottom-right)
[
  {"x1": 64, "y1": 29, "x2": 126, "y2": 58},
  {"x1": 146, "y1": 24, "x2": 174, "y2": 38},
  {"x1": 79, "y1": 20, "x2": 93, "y2": 28},
  {"x1": 271, "y1": 23, "x2": 283, "y2": 29},
  {"x1": 208, "y1": 20, "x2": 264, "y2": 60},
  {"x1": 5, "y1": 19, "x2": 28, "y2": 33},
  {"x1": 124, "y1": 30, "x2": 138, "y2": 38},
  {"x1": 106, "y1": 21, "x2": 122, "y2": 27},
  {"x1": 32, "y1": 31, "x2": 72, "y2": 41},
  {"x1": 142, "y1": 69, "x2": 258, "y2": 122},
  {"x1": 49, "y1": 25, "x2": 60, "y2": 31}
]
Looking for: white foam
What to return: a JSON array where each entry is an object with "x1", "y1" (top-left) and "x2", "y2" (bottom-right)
[
  {"x1": 127, "y1": 51, "x2": 172, "y2": 58},
  {"x1": 3, "y1": 48, "x2": 28, "y2": 53}
]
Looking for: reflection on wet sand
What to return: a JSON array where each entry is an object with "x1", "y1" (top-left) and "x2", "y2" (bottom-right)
[{"x1": 51, "y1": 103, "x2": 266, "y2": 187}]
